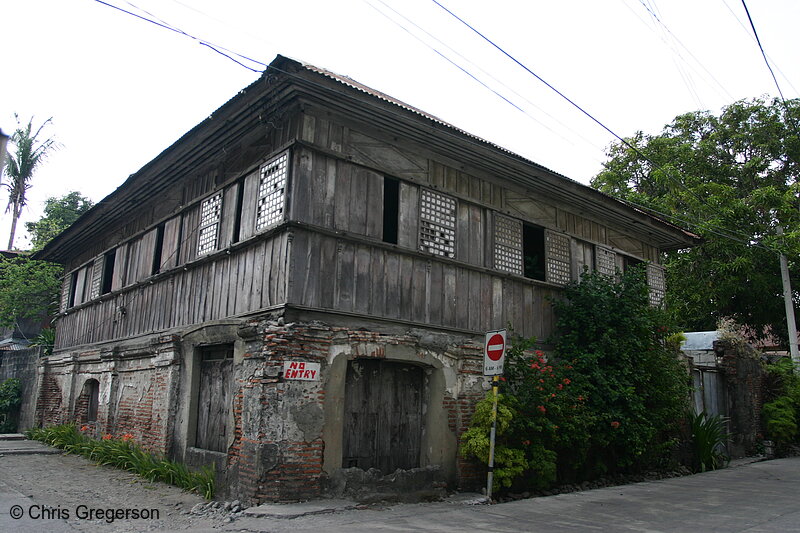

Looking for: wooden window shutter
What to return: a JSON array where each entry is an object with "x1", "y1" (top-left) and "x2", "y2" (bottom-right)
[
  {"x1": 545, "y1": 230, "x2": 571, "y2": 285},
  {"x1": 60, "y1": 276, "x2": 71, "y2": 312},
  {"x1": 647, "y1": 263, "x2": 666, "y2": 307},
  {"x1": 493, "y1": 214, "x2": 523, "y2": 275},
  {"x1": 89, "y1": 256, "x2": 103, "y2": 300},
  {"x1": 419, "y1": 188, "x2": 456, "y2": 258},
  {"x1": 595, "y1": 245, "x2": 617, "y2": 276},
  {"x1": 197, "y1": 192, "x2": 223, "y2": 256},
  {"x1": 255, "y1": 152, "x2": 289, "y2": 232}
]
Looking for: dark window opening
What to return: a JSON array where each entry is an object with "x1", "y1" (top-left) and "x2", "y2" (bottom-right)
[
  {"x1": 383, "y1": 177, "x2": 399, "y2": 244},
  {"x1": 101, "y1": 249, "x2": 116, "y2": 295},
  {"x1": 68, "y1": 271, "x2": 79, "y2": 307},
  {"x1": 86, "y1": 379, "x2": 100, "y2": 422},
  {"x1": 195, "y1": 344, "x2": 234, "y2": 452},
  {"x1": 624, "y1": 256, "x2": 643, "y2": 271},
  {"x1": 232, "y1": 181, "x2": 245, "y2": 244},
  {"x1": 83, "y1": 265, "x2": 93, "y2": 303},
  {"x1": 523, "y1": 223, "x2": 546, "y2": 280},
  {"x1": 151, "y1": 224, "x2": 165, "y2": 275}
]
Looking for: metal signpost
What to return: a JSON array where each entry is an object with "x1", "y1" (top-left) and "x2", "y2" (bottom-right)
[{"x1": 483, "y1": 329, "x2": 506, "y2": 501}]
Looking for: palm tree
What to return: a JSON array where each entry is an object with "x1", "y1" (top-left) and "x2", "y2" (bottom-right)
[{"x1": 3, "y1": 115, "x2": 58, "y2": 249}]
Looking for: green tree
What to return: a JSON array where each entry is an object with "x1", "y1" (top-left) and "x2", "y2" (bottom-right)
[
  {"x1": 25, "y1": 191, "x2": 93, "y2": 251},
  {"x1": 550, "y1": 268, "x2": 690, "y2": 478},
  {"x1": 592, "y1": 97, "x2": 800, "y2": 342},
  {"x1": 0, "y1": 255, "x2": 62, "y2": 328},
  {"x1": 3, "y1": 115, "x2": 58, "y2": 250}
]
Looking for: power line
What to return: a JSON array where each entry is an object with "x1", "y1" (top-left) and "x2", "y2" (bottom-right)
[
  {"x1": 429, "y1": 0, "x2": 774, "y2": 250},
  {"x1": 739, "y1": 0, "x2": 787, "y2": 103},
  {"x1": 364, "y1": 0, "x2": 606, "y2": 159},
  {"x1": 93, "y1": 0, "x2": 778, "y2": 251},
  {"x1": 631, "y1": 0, "x2": 735, "y2": 104},
  {"x1": 722, "y1": 0, "x2": 800, "y2": 97},
  {"x1": 93, "y1": 0, "x2": 265, "y2": 72}
]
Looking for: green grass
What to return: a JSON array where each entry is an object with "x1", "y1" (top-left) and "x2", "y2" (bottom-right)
[{"x1": 26, "y1": 424, "x2": 214, "y2": 499}]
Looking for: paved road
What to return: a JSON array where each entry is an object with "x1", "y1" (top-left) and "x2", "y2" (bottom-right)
[
  {"x1": 2, "y1": 433, "x2": 799, "y2": 533},
  {"x1": 219, "y1": 458, "x2": 800, "y2": 533}
]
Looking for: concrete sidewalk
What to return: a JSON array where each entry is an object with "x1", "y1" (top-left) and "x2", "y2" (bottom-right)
[
  {"x1": 0, "y1": 434, "x2": 61, "y2": 455},
  {"x1": 198, "y1": 457, "x2": 800, "y2": 533}
]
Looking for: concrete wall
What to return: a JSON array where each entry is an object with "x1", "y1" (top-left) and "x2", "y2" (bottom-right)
[{"x1": 0, "y1": 347, "x2": 42, "y2": 431}]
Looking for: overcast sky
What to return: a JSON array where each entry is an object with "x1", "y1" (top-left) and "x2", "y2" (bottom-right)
[{"x1": 2, "y1": 0, "x2": 798, "y2": 249}]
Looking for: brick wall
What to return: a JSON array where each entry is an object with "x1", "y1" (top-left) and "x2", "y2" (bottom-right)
[
  {"x1": 227, "y1": 319, "x2": 485, "y2": 503},
  {"x1": 35, "y1": 319, "x2": 487, "y2": 504},
  {"x1": 718, "y1": 339, "x2": 766, "y2": 457},
  {"x1": 35, "y1": 342, "x2": 179, "y2": 456}
]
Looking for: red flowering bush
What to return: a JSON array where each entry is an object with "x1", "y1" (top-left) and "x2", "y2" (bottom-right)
[{"x1": 462, "y1": 267, "x2": 689, "y2": 493}]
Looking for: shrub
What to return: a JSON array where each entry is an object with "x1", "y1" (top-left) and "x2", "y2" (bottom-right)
[
  {"x1": 762, "y1": 358, "x2": 800, "y2": 451},
  {"x1": 688, "y1": 411, "x2": 729, "y2": 472},
  {"x1": 460, "y1": 393, "x2": 523, "y2": 491},
  {"x1": 550, "y1": 267, "x2": 690, "y2": 479},
  {"x1": 461, "y1": 267, "x2": 691, "y2": 492},
  {"x1": 26, "y1": 424, "x2": 214, "y2": 499}
]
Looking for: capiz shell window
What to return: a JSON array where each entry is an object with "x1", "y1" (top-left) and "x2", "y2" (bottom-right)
[
  {"x1": 494, "y1": 214, "x2": 524, "y2": 275},
  {"x1": 419, "y1": 188, "x2": 456, "y2": 258},
  {"x1": 197, "y1": 192, "x2": 223, "y2": 256},
  {"x1": 255, "y1": 152, "x2": 288, "y2": 231}
]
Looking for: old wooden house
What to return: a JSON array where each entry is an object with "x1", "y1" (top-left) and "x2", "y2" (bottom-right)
[{"x1": 34, "y1": 55, "x2": 698, "y2": 502}]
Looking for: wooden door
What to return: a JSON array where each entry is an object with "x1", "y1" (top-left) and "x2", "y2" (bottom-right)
[
  {"x1": 195, "y1": 345, "x2": 233, "y2": 452},
  {"x1": 342, "y1": 359, "x2": 423, "y2": 473}
]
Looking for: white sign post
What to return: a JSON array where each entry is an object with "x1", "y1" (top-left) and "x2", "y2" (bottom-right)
[{"x1": 483, "y1": 329, "x2": 506, "y2": 502}]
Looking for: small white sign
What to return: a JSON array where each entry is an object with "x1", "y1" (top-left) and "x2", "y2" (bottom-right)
[
  {"x1": 483, "y1": 329, "x2": 507, "y2": 376},
  {"x1": 283, "y1": 361, "x2": 321, "y2": 381}
]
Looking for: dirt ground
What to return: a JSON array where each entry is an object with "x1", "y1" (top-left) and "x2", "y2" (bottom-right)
[{"x1": 0, "y1": 452, "x2": 230, "y2": 532}]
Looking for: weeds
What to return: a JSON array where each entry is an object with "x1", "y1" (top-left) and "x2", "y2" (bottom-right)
[
  {"x1": 26, "y1": 424, "x2": 214, "y2": 499},
  {"x1": 688, "y1": 411, "x2": 729, "y2": 472}
]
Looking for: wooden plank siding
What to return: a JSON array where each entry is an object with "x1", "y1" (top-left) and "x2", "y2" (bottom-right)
[
  {"x1": 54, "y1": 232, "x2": 291, "y2": 349},
  {"x1": 287, "y1": 228, "x2": 558, "y2": 339},
  {"x1": 292, "y1": 146, "x2": 384, "y2": 240}
]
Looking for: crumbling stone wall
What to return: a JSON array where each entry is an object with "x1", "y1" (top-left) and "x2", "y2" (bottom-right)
[
  {"x1": 223, "y1": 318, "x2": 487, "y2": 504},
  {"x1": 35, "y1": 336, "x2": 181, "y2": 455},
  {"x1": 36, "y1": 316, "x2": 488, "y2": 504},
  {"x1": 716, "y1": 338, "x2": 766, "y2": 457}
]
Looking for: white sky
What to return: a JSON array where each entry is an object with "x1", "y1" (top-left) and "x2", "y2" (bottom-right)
[{"x1": 1, "y1": 0, "x2": 798, "y2": 250}]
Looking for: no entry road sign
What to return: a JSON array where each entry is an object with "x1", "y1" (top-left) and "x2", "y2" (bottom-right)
[{"x1": 483, "y1": 329, "x2": 506, "y2": 376}]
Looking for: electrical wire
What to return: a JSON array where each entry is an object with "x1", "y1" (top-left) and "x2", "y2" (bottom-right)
[
  {"x1": 366, "y1": 0, "x2": 607, "y2": 159},
  {"x1": 93, "y1": 0, "x2": 265, "y2": 72},
  {"x1": 633, "y1": 0, "x2": 734, "y2": 103},
  {"x1": 723, "y1": 0, "x2": 800, "y2": 97},
  {"x1": 428, "y1": 0, "x2": 775, "y2": 250},
  {"x1": 92, "y1": 0, "x2": 779, "y2": 251},
  {"x1": 739, "y1": 0, "x2": 787, "y2": 103}
]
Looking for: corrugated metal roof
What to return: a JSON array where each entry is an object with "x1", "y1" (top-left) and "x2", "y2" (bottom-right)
[
  {"x1": 288, "y1": 57, "x2": 699, "y2": 241},
  {"x1": 681, "y1": 331, "x2": 720, "y2": 351}
]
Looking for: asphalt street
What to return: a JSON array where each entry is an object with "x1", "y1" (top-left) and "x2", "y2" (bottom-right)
[{"x1": 2, "y1": 434, "x2": 799, "y2": 533}]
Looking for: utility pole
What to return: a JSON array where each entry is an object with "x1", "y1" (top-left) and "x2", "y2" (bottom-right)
[{"x1": 777, "y1": 226, "x2": 800, "y2": 368}]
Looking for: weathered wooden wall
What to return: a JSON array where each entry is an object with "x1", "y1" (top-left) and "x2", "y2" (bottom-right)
[
  {"x1": 289, "y1": 228, "x2": 558, "y2": 339},
  {"x1": 295, "y1": 110, "x2": 660, "y2": 263},
  {"x1": 56, "y1": 232, "x2": 290, "y2": 348},
  {"x1": 56, "y1": 106, "x2": 665, "y2": 351},
  {"x1": 63, "y1": 113, "x2": 300, "y2": 272}
]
